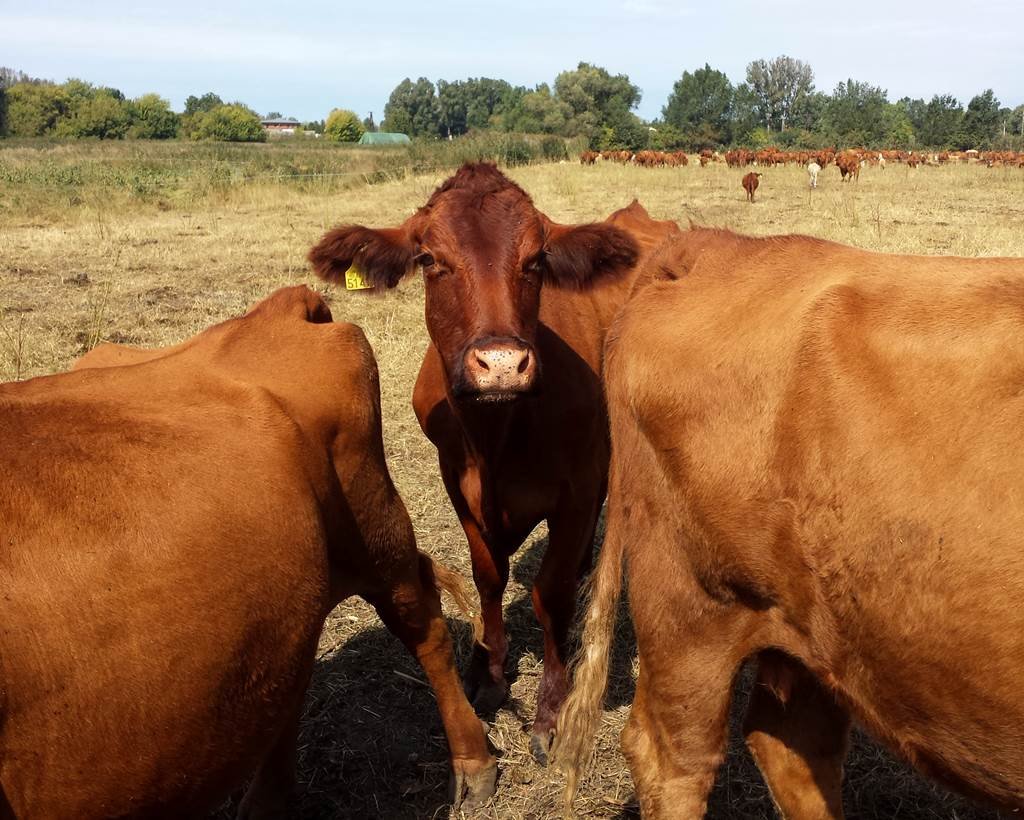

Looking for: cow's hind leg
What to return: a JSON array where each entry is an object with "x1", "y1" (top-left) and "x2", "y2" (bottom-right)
[
  {"x1": 623, "y1": 628, "x2": 745, "y2": 818},
  {"x1": 745, "y1": 650, "x2": 850, "y2": 819},
  {"x1": 529, "y1": 496, "x2": 603, "y2": 764},
  {"x1": 620, "y1": 508, "x2": 755, "y2": 819},
  {"x1": 369, "y1": 553, "x2": 497, "y2": 809}
]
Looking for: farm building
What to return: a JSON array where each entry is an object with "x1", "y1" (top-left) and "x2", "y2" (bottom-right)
[
  {"x1": 358, "y1": 132, "x2": 411, "y2": 145},
  {"x1": 260, "y1": 118, "x2": 301, "y2": 135}
]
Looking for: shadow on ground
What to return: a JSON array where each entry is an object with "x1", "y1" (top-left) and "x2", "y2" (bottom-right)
[{"x1": 215, "y1": 530, "x2": 1005, "y2": 819}]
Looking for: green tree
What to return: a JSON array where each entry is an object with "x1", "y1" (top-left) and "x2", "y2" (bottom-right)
[
  {"x1": 0, "y1": 69, "x2": 19, "y2": 135},
  {"x1": 190, "y1": 104, "x2": 266, "y2": 142},
  {"x1": 466, "y1": 78, "x2": 524, "y2": 130},
  {"x1": 382, "y1": 78, "x2": 439, "y2": 137},
  {"x1": 180, "y1": 92, "x2": 226, "y2": 138},
  {"x1": 745, "y1": 56, "x2": 814, "y2": 132},
  {"x1": 324, "y1": 108, "x2": 364, "y2": 142},
  {"x1": 1010, "y1": 104, "x2": 1024, "y2": 138},
  {"x1": 961, "y1": 89, "x2": 1000, "y2": 148},
  {"x1": 662, "y1": 63, "x2": 733, "y2": 147},
  {"x1": 916, "y1": 94, "x2": 963, "y2": 148},
  {"x1": 789, "y1": 90, "x2": 827, "y2": 133},
  {"x1": 5, "y1": 82, "x2": 69, "y2": 136},
  {"x1": 553, "y1": 62, "x2": 642, "y2": 141},
  {"x1": 184, "y1": 92, "x2": 224, "y2": 115},
  {"x1": 502, "y1": 84, "x2": 571, "y2": 134},
  {"x1": 437, "y1": 79, "x2": 469, "y2": 137},
  {"x1": 822, "y1": 79, "x2": 889, "y2": 146},
  {"x1": 56, "y1": 90, "x2": 131, "y2": 139},
  {"x1": 648, "y1": 123, "x2": 686, "y2": 150},
  {"x1": 882, "y1": 103, "x2": 916, "y2": 148},
  {"x1": 730, "y1": 83, "x2": 762, "y2": 145},
  {"x1": 127, "y1": 93, "x2": 178, "y2": 139}
]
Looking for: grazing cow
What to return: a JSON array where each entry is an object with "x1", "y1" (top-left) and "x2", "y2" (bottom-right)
[
  {"x1": 557, "y1": 228, "x2": 1024, "y2": 817},
  {"x1": 0, "y1": 286, "x2": 496, "y2": 817},
  {"x1": 579, "y1": 150, "x2": 599, "y2": 165},
  {"x1": 807, "y1": 161, "x2": 821, "y2": 188},
  {"x1": 742, "y1": 171, "x2": 761, "y2": 202},
  {"x1": 308, "y1": 164, "x2": 678, "y2": 761}
]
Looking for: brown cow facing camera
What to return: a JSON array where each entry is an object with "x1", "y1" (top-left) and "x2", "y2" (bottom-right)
[
  {"x1": 557, "y1": 229, "x2": 1024, "y2": 817},
  {"x1": 0, "y1": 286, "x2": 495, "y2": 817},
  {"x1": 309, "y1": 163, "x2": 679, "y2": 761}
]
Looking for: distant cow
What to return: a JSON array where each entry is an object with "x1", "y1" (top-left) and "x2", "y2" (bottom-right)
[
  {"x1": 558, "y1": 229, "x2": 1024, "y2": 817},
  {"x1": 836, "y1": 151, "x2": 861, "y2": 181},
  {"x1": 807, "y1": 161, "x2": 821, "y2": 188},
  {"x1": 742, "y1": 171, "x2": 761, "y2": 202},
  {"x1": 0, "y1": 286, "x2": 496, "y2": 817},
  {"x1": 308, "y1": 164, "x2": 678, "y2": 762}
]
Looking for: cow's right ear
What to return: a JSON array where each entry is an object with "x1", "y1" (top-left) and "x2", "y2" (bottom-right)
[{"x1": 308, "y1": 225, "x2": 418, "y2": 290}]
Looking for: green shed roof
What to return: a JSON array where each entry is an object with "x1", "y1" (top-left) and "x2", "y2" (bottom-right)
[{"x1": 358, "y1": 132, "x2": 411, "y2": 145}]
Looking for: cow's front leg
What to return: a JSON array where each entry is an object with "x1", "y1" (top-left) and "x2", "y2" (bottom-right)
[
  {"x1": 462, "y1": 517, "x2": 512, "y2": 714},
  {"x1": 368, "y1": 553, "x2": 497, "y2": 810}
]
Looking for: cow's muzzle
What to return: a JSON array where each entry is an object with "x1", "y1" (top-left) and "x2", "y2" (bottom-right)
[{"x1": 458, "y1": 337, "x2": 537, "y2": 402}]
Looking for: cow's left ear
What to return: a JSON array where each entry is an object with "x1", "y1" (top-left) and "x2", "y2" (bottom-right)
[{"x1": 543, "y1": 222, "x2": 639, "y2": 289}]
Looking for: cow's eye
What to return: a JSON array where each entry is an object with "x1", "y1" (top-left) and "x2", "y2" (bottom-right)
[
  {"x1": 416, "y1": 252, "x2": 435, "y2": 269},
  {"x1": 522, "y1": 258, "x2": 544, "y2": 280}
]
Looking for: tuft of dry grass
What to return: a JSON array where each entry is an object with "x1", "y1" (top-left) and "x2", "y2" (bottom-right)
[{"x1": 2, "y1": 142, "x2": 1020, "y2": 819}]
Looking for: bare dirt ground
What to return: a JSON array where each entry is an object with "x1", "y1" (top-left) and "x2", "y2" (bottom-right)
[{"x1": 2, "y1": 154, "x2": 1022, "y2": 818}]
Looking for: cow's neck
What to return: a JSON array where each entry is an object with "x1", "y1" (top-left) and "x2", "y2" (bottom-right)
[{"x1": 447, "y1": 392, "x2": 519, "y2": 465}]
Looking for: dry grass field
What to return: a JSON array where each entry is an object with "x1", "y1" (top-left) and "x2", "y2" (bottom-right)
[{"x1": 2, "y1": 142, "x2": 1022, "y2": 819}]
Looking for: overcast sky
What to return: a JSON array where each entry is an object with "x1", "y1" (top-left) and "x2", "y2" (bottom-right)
[{"x1": 5, "y1": 0, "x2": 1022, "y2": 122}]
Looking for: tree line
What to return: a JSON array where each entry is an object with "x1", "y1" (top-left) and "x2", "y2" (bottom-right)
[
  {"x1": 379, "y1": 59, "x2": 1023, "y2": 152},
  {"x1": 2, "y1": 60, "x2": 1022, "y2": 151}
]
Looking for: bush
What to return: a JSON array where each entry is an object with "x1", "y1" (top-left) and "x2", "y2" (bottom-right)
[
  {"x1": 190, "y1": 105, "x2": 266, "y2": 142},
  {"x1": 324, "y1": 109, "x2": 364, "y2": 143},
  {"x1": 5, "y1": 83, "x2": 68, "y2": 136},
  {"x1": 540, "y1": 135, "x2": 568, "y2": 161},
  {"x1": 56, "y1": 92, "x2": 131, "y2": 139},
  {"x1": 128, "y1": 94, "x2": 179, "y2": 139},
  {"x1": 501, "y1": 136, "x2": 534, "y2": 166}
]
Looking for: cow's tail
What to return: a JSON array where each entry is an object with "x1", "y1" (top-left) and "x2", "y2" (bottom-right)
[
  {"x1": 421, "y1": 552, "x2": 484, "y2": 646},
  {"x1": 552, "y1": 510, "x2": 626, "y2": 807}
]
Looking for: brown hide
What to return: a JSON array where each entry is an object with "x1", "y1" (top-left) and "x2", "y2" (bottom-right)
[
  {"x1": 560, "y1": 229, "x2": 1024, "y2": 817},
  {"x1": 0, "y1": 286, "x2": 494, "y2": 817}
]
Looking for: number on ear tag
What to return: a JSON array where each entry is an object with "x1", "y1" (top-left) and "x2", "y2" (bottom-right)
[{"x1": 344, "y1": 266, "x2": 373, "y2": 291}]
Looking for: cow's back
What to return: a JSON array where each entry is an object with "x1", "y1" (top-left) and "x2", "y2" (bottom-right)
[
  {"x1": 0, "y1": 289, "x2": 388, "y2": 816},
  {"x1": 608, "y1": 229, "x2": 1024, "y2": 804}
]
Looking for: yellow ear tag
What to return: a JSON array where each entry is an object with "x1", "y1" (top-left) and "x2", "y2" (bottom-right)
[{"x1": 344, "y1": 265, "x2": 373, "y2": 291}]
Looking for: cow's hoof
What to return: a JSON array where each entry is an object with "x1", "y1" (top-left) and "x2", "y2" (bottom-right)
[
  {"x1": 529, "y1": 728, "x2": 555, "y2": 766},
  {"x1": 450, "y1": 758, "x2": 498, "y2": 810}
]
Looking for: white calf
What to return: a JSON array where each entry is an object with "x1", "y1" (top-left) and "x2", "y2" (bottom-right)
[{"x1": 807, "y1": 161, "x2": 821, "y2": 189}]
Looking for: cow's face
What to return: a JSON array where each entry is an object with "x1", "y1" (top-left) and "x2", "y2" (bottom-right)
[{"x1": 308, "y1": 164, "x2": 638, "y2": 404}]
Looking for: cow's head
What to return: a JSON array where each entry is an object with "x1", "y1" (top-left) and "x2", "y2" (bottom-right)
[{"x1": 309, "y1": 163, "x2": 638, "y2": 403}]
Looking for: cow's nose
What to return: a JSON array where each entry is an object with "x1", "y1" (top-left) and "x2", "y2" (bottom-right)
[{"x1": 463, "y1": 341, "x2": 536, "y2": 397}]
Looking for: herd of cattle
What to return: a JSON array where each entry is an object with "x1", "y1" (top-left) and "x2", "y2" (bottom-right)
[
  {"x1": 581, "y1": 145, "x2": 1024, "y2": 172},
  {"x1": 2, "y1": 161, "x2": 1023, "y2": 819}
]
